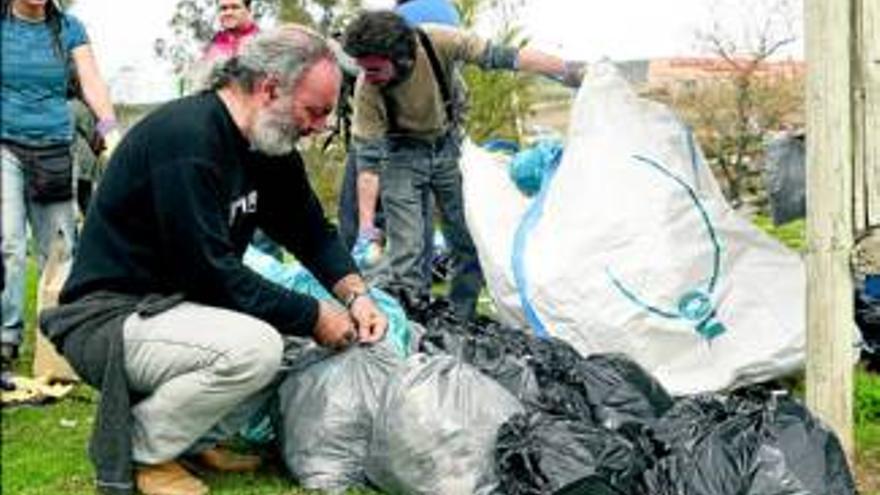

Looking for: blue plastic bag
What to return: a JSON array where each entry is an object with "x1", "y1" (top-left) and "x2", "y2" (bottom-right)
[
  {"x1": 508, "y1": 140, "x2": 564, "y2": 197},
  {"x1": 243, "y1": 246, "x2": 413, "y2": 357}
]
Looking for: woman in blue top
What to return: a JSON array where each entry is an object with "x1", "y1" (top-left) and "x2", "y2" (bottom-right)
[
  {"x1": 336, "y1": 0, "x2": 462, "y2": 279},
  {"x1": 0, "y1": 0, "x2": 118, "y2": 365}
]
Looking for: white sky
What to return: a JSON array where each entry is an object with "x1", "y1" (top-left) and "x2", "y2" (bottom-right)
[{"x1": 70, "y1": 0, "x2": 804, "y2": 103}]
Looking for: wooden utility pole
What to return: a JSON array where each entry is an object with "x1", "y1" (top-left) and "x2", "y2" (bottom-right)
[{"x1": 804, "y1": 0, "x2": 855, "y2": 458}]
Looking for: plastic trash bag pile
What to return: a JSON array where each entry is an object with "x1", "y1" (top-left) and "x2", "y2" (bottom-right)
[
  {"x1": 236, "y1": 286, "x2": 856, "y2": 494},
  {"x1": 420, "y1": 316, "x2": 856, "y2": 495},
  {"x1": 236, "y1": 61, "x2": 855, "y2": 494}
]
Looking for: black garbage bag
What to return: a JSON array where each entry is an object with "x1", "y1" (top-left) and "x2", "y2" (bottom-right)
[
  {"x1": 366, "y1": 354, "x2": 524, "y2": 495},
  {"x1": 571, "y1": 354, "x2": 674, "y2": 430},
  {"x1": 379, "y1": 289, "x2": 460, "y2": 325},
  {"x1": 278, "y1": 342, "x2": 403, "y2": 492},
  {"x1": 495, "y1": 411, "x2": 653, "y2": 495},
  {"x1": 760, "y1": 392, "x2": 858, "y2": 495},
  {"x1": 855, "y1": 287, "x2": 880, "y2": 372},
  {"x1": 644, "y1": 389, "x2": 857, "y2": 495},
  {"x1": 763, "y1": 132, "x2": 806, "y2": 226},
  {"x1": 419, "y1": 315, "x2": 673, "y2": 428},
  {"x1": 419, "y1": 319, "x2": 542, "y2": 404}
]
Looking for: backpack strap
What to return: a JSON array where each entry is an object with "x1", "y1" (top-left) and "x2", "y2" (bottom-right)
[
  {"x1": 323, "y1": 72, "x2": 357, "y2": 151},
  {"x1": 382, "y1": 28, "x2": 454, "y2": 136},
  {"x1": 414, "y1": 28, "x2": 453, "y2": 125}
]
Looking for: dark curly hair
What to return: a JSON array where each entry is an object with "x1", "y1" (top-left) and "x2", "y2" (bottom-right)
[{"x1": 342, "y1": 10, "x2": 416, "y2": 62}]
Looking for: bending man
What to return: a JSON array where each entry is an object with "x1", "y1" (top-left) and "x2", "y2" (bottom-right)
[{"x1": 342, "y1": 11, "x2": 583, "y2": 321}]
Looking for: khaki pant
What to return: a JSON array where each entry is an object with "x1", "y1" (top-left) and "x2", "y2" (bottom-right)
[{"x1": 122, "y1": 303, "x2": 283, "y2": 464}]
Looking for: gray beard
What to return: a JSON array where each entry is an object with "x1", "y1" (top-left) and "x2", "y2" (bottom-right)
[{"x1": 250, "y1": 108, "x2": 300, "y2": 156}]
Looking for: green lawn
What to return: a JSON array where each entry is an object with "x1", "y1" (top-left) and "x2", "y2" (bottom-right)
[
  {"x1": 3, "y1": 216, "x2": 880, "y2": 494},
  {"x1": 1, "y1": 262, "x2": 376, "y2": 495}
]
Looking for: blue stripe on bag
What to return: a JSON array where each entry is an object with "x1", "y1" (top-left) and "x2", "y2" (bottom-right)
[{"x1": 511, "y1": 144, "x2": 563, "y2": 339}]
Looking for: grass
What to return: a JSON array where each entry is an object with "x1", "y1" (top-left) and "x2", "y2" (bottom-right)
[
  {"x1": 2, "y1": 216, "x2": 880, "y2": 494},
  {"x1": 1, "y1": 261, "x2": 375, "y2": 494}
]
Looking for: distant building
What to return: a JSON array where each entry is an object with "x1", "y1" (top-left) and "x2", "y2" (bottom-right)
[
  {"x1": 617, "y1": 57, "x2": 805, "y2": 92},
  {"x1": 529, "y1": 56, "x2": 806, "y2": 135}
]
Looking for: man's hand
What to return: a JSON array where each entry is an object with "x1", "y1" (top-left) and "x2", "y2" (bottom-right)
[
  {"x1": 348, "y1": 294, "x2": 388, "y2": 344},
  {"x1": 313, "y1": 300, "x2": 357, "y2": 350}
]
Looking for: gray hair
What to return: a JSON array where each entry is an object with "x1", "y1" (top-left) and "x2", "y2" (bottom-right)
[{"x1": 210, "y1": 24, "x2": 336, "y2": 93}]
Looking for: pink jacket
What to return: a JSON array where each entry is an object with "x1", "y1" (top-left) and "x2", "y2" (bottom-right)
[{"x1": 204, "y1": 22, "x2": 260, "y2": 61}]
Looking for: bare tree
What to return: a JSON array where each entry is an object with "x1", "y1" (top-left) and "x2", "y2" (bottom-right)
[{"x1": 689, "y1": 0, "x2": 802, "y2": 204}]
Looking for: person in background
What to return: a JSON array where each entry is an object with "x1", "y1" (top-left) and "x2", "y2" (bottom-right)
[
  {"x1": 336, "y1": 0, "x2": 461, "y2": 284},
  {"x1": 204, "y1": 0, "x2": 258, "y2": 61},
  {"x1": 1, "y1": 0, "x2": 119, "y2": 367},
  {"x1": 187, "y1": 0, "x2": 260, "y2": 92},
  {"x1": 41, "y1": 25, "x2": 387, "y2": 495},
  {"x1": 68, "y1": 72, "x2": 105, "y2": 217},
  {"x1": 342, "y1": 10, "x2": 584, "y2": 321}
]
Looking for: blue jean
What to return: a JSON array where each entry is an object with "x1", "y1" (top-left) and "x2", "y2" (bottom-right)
[
  {"x1": 380, "y1": 134, "x2": 484, "y2": 319},
  {"x1": 1, "y1": 145, "x2": 77, "y2": 346},
  {"x1": 337, "y1": 152, "x2": 374, "y2": 251},
  {"x1": 339, "y1": 152, "x2": 434, "y2": 288}
]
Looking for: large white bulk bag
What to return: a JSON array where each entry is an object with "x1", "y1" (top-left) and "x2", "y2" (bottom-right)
[{"x1": 461, "y1": 63, "x2": 805, "y2": 394}]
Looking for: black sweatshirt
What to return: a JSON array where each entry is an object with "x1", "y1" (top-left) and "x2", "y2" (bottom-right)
[{"x1": 61, "y1": 92, "x2": 357, "y2": 336}]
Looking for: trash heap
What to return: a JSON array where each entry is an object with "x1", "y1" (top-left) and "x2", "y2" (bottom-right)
[
  {"x1": 244, "y1": 59, "x2": 857, "y2": 494},
  {"x1": 270, "y1": 300, "x2": 857, "y2": 495}
]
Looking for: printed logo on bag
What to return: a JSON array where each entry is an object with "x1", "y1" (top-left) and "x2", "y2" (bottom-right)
[{"x1": 605, "y1": 154, "x2": 726, "y2": 340}]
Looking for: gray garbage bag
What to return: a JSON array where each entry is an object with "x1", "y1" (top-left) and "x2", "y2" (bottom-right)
[
  {"x1": 763, "y1": 132, "x2": 805, "y2": 226},
  {"x1": 239, "y1": 336, "x2": 314, "y2": 445},
  {"x1": 278, "y1": 341, "x2": 404, "y2": 493},
  {"x1": 366, "y1": 354, "x2": 525, "y2": 495}
]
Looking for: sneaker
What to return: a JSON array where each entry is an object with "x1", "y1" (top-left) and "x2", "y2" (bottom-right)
[{"x1": 135, "y1": 461, "x2": 208, "y2": 495}]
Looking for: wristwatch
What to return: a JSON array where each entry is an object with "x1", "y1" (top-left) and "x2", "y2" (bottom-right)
[{"x1": 343, "y1": 289, "x2": 368, "y2": 309}]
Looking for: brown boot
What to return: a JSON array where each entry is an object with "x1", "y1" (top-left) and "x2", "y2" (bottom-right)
[
  {"x1": 136, "y1": 461, "x2": 208, "y2": 495},
  {"x1": 195, "y1": 447, "x2": 261, "y2": 473}
]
